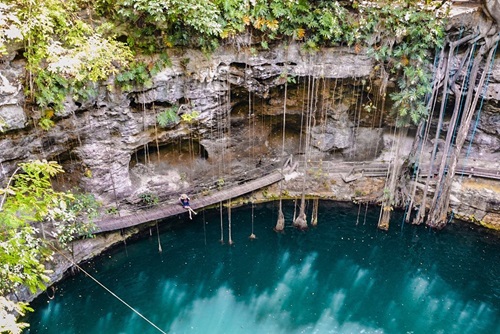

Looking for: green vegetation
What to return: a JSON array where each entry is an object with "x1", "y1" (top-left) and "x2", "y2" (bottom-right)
[
  {"x1": 0, "y1": 117, "x2": 8, "y2": 132},
  {"x1": 361, "y1": 1, "x2": 446, "y2": 125},
  {"x1": 0, "y1": 0, "x2": 133, "y2": 113},
  {"x1": 157, "y1": 106, "x2": 180, "y2": 127},
  {"x1": 105, "y1": 206, "x2": 119, "y2": 215},
  {"x1": 181, "y1": 110, "x2": 200, "y2": 123},
  {"x1": 138, "y1": 192, "x2": 159, "y2": 207},
  {"x1": 115, "y1": 53, "x2": 170, "y2": 91},
  {"x1": 0, "y1": 296, "x2": 31, "y2": 334},
  {"x1": 0, "y1": 0, "x2": 446, "y2": 127},
  {"x1": 217, "y1": 177, "x2": 225, "y2": 190},
  {"x1": 0, "y1": 160, "x2": 98, "y2": 332}
]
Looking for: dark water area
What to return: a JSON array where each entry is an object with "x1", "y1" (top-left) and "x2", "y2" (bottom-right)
[{"x1": 26, "y1": 201, "x2": 500, "y2": 334}]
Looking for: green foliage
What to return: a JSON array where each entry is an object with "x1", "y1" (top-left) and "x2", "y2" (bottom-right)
[
  {"x1": 68, "y1": 193, "x2": 101, "y2": 223},
  {"x1": 216, "y1": 177, "x2": 225, "y2": 190},
  {"x1": 5, "y1": 0, "x2": 133, "y2": 112},
  {"x1": 0, "y1": 116, "x2": 8, "y2": 132},
  {"x1": 110, "y1": 0, "x2": 222, "y2": 52},
  {"x1": 2, "y1": 0, "x2": 446, "y2": 128},
  {"x1": 0, "y1": 296, "x2": 31, "y2": 334},
  {"x1": 157, "y1": 106, "x2": 180, "y2": 127},
  {"x1": 0, "y1": 160, "x2": 70, "y2": 227},
  {"x1": 0, "y1": 225, "x2": 52, "y2": 294},
  {"x1": 359, "y1": 0, "x2": 446, "y2": 125},
  {"x1": 139, "y1": 192, "x2": 159, "y2": 207},
  {"x1": 105, "y1": 206, "x2": 119, "y2": 215},
  {"x1": 48, "y1": 192, "x2": 99, "y2": 246},
  {"x1": 0, "y1": 160, "x2": 99, "y2": 333},
  {"x1": 181, "y1": 110, "x2": 200, "y2": 123},
  {"x1": 0, "y1": 160, "x2": 71, "y2": 293},
  {"x1": 115, "y1": 53, "x2": 170, "y2": 90},
  {"x1": 0, "y1": 2, "x2": 23, "y2": 55},
  {"x1": 115, "y1": 61, "x2": 151, "y2": 90},
  {"x1": 38, "y1": 116, "x2": 55, "y2": 131},
  {"x1": 216, "y1": 0, "x2": 356, "y2": 49}
]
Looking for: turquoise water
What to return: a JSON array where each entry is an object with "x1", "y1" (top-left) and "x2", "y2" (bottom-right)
[{"x1": 26, "y1": 201, "x2": 500, "y2": 334}]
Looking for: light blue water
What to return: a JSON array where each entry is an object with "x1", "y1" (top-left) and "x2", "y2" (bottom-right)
[{"x1": 26, "y1": 201, "x2": 500, "y2": 334}]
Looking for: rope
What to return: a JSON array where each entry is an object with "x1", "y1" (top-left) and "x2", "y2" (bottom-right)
[
  {"x1": 363, "y1": 203, "x2": 368, "y2": 226},
  {"x1": 156, "y1": 221, "x2": 162, "y2": 253},
  {"x1": 49, "y1": 245, "x2": 168, "y2": 334},
  {"x1": 219, "y1": 201, "x2": 224, "y2": 244},
  {"x1": 251, "y1": 200, "x2": 255, "y2": 237},
  {"x1": 356, "y1": 203, "x2": 361, "y2": 226},
  {"x1": 228, "y1": 199, "x2": 233, "y2": 245}
]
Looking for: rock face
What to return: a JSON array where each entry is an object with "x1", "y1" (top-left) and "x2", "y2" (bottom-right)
[
  {"x1": 0, "y1": 44, "x2": 375, "y2": 200},
  {"x1": 0, "y1": 38, "x2": 499, "y2": 229},
  {"x1": 0, "y1": 59, "x2": 25, "y2": 131}
]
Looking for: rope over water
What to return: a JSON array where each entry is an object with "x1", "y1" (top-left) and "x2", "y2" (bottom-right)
[{"x1": 50, "y1": 246, "x2": 168, "y2": 334}]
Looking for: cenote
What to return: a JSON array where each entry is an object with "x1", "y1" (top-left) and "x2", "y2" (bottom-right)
[{"x1": 26, "y1": 202, "x2": 500, "y2": 334}]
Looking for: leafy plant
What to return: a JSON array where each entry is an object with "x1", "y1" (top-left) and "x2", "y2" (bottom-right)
[
  {"x1": 0, "y1": 160, "x2": 103, "y2": 332},
  {"x1": 105, "y1": 206, "x2": 119, "y2": 215},
  {"x1": 6, "y1": 0, "x2": 134, "y2": 112},
  {"x1": 216, "y1": 177, "x2": 225, "y2": 190},
  {"x1": 181, "y1": 110, "x2": 200, "y2": 123},
  {"x1": 48, "y1": 192, "x2": 100, "y2": 245},
  {"x1": 110, "y1": 0, "x2": 222, "y2": 52},
  {"x1": 0, "y1": 2, "x2": 23, "y2": 55},
  {"x1": 139, "y1": 192, "x2": 159, "y2": 207},
  {"x1": 0, "y1": 160, "x2": 73, "y2": 331},
  {"x1": 157, "y1": 106, "x2": 180, "y2": 127},
  {"x1": 0, "y1": 296, "x2": 31, "y2": 334},
  {"x1": 359, "y1": 0, "x2": 446, "y2": 125},
  {"x1": 115, "y1": 53, "x2": 170, "y2": 90},
  {"x1": 0, "y1": 160, "x2": 71, "y2": 226},
  {"x1": 0, "y1": 116, "x2": 8, "y2": 132},
  {"x1": 38, "y1": 117, "x2": 55, "y2": 131}
]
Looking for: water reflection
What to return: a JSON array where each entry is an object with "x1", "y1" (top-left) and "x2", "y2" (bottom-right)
[{"x1": 27, "y1": 202, "x2": 500, "y2": 334}]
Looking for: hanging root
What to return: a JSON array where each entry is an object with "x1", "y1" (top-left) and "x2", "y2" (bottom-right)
[
  {"x1": 293, "y1": 212, "x2": 308, "y2": 230},
  {"x1": 378, "y1": 207, "x2": 391, "y2": 231},
  {"x1": 311, "y1": 198, "x2": 319, "y2": 227},
  {"x1": 403, "y1": 13, "x2": 500, "y2": 229},
  {"x1": 274, "y1": 209, "x2": 285, "y2": 232},
  {"x1": 293, "y1": 195, "x2": 308, "y2": 230}
]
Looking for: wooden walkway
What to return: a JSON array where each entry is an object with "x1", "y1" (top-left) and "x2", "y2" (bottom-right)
[
  {"x1": 304, "y1": 161, "x2": 500, "y2": 181},
  {"x1": 93, "y1": 159, "x2": 499, "y2": 234},
  {"x1": 94, "y1": 169, "x2": 285, "y2": 233}
]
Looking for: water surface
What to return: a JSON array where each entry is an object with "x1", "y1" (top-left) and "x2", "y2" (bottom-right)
[{"x1": 26, "y1": 202, "x2": 500, "y2": 334}]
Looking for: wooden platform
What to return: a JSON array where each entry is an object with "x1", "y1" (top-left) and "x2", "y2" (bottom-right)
[
  {"x1": 94, "y1": 169, "x2": 285, "y2": 233},
  {"x1": 93, "y1": 160, "x2": 499, "y2": 234}
]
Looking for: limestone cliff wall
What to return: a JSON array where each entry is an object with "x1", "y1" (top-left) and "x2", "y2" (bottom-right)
[{"x1": 1, "y1": 40, "x2": 499, "y2": 229}]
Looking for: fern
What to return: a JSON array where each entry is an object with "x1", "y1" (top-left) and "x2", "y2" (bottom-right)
[{"x1": 157, "y1": 107, "x2": 180, "y2": 127}]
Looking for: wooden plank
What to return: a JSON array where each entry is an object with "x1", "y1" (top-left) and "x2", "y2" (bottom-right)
[
  {"x1": 94, "y1": 170, "x2": 284, "y2": 233},
  {"x1": 93, "y1": 162, "x2": 500, "y2": 234}
]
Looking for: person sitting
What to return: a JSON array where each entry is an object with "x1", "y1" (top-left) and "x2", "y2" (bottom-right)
[
  {"x1": 179, "y1": 193, "x2": 197, "y2": 219},
  {"x1": 179, "y1": 193, "x2": 190, "y2": 208}
]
